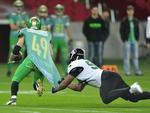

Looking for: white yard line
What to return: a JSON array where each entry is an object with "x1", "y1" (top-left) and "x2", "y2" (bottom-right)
[
  {"x1": 0, "y1": 90, "x2": 97, "y2": 98},
  {"x1": 0, "y1": 106, "x2": 120, "y2": 113},
  {"x1": 18, "y1": 110, "x2": 40, "y2": 113}
]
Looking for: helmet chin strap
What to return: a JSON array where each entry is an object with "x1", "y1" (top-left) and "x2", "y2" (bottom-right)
[{"x1": 76, "y1": 56, "x2": 79, "y2": 60}]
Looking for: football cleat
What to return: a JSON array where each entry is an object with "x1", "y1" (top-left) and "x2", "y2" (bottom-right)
[
  {"x1": 6, "y1": 98, "x2": 16, "y2": 105},
  {"x1": 129, "y1": 82, "x2": 143, "y2": 94},
  {"x1": 35, "y1": 80, "x2": 44, "y2": 96}
]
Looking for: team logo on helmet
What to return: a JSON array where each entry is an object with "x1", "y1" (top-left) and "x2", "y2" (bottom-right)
[{"x1": 28, "y1": 17, "x2": 41, "y2": 30}]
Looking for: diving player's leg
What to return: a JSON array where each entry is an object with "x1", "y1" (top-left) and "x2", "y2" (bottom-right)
[
  {"x1": 6, "y1": 57, "x2": 33, "y2": 105},
  {"x1": 33, "y1": 70, "x2": 44, "y2": 96},
  {"x1": 100, "y1": 71, "x2": 131, "y2": 104},
  {"x1": 121, "y1": 91, "x2": 150, "y2": 102},
  {"x1": 100, "y1": 71, "x2": 147, "y2": 104}
]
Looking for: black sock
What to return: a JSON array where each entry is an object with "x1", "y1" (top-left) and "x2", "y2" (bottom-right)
[
  {"x1": 11, "y1": 81, "x2": 19, "y2": 96},
  {"x1": 134, "y1": 92, "x2": 150, "y2": 101},
  {"x1": 121, "y1": 91, "x2": 150, "y2": 102}
]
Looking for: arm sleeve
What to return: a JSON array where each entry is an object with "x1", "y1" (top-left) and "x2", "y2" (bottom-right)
[
  {"x1": 69, "y1": 67, "x2": 84, "y2": 77},
  {"x1": 18, "y1": 29, "x2": 24, "y2": 38}
]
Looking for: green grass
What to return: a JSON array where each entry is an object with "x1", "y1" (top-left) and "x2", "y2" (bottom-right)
[{"x1": 0, "y1": 58, "x2": 150, "y2": 113}]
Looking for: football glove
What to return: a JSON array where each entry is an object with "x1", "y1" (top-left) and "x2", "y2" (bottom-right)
[
  {"x1": 8, "y1": 52, "x2": 23, "y2": 64},
  {"x1": 52, "y1": 87, "x2": 58, "y2": 94},
  {"x1": 58, "y1": 78, "x2": 64, "y2": 84}
]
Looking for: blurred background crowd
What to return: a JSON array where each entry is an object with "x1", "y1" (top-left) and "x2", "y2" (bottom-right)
[{"x1": 0, "y1": 0, "x2": 149, "y2": 76}]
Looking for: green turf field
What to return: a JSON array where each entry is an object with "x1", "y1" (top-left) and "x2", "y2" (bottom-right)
[{"x1": 0, "y1": 59, "x2": 150, "y2": 113}]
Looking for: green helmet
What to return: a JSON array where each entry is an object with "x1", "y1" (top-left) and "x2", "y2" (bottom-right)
[
  {"x1": 38, "y1": 5, "x2": 48, "y2": 13},
  {"x1": 55, "y1": 4, "x2": 64, "y2": 10},
  {"x1": 27, "y1": 17, "x2": 41, "y2": 30},
  {"x1": 13, "y1": 0, "x2": 24, "y2": 7}
]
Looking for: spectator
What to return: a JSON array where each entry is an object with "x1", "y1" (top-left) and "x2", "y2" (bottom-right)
[
  {"x1": 120, "y1": 5, "x2": 142, "y2": 76},
  {"x1": 50, "y1": 4, "x2": 73, "y2": 74},
  {"x1": 7, "y1": 0, "x2": 29, "y2": 77},
  {"x1": 102, "y1": 8, "x2": 110, "y2": 44},
  {"x1": 83, "y1": 5, "x2": 107, "y2": 67},
  {"x1": 146, "y1": 16, "x2": 150, "y2": 48}
]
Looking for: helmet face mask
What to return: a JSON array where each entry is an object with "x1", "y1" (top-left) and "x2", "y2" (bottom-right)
[
  {"x1": 13, "y1": 0, "x2": 24, "y2": 13},
  {"x1": 38, "y1": 5, "x2": 48, "y2": 17},
  {"x1": 55, "y1": 4, "x2": 64, "y2": 16},
  {"x1": 69, "y1": 48, "x2": 85, "y2": 63},
  {"x1": 28, "y1": 17, "x2": 41, "y2": 30}
]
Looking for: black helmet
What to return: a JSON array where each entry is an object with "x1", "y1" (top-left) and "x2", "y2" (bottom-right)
[{"x1": 69, "y1": 48, "x2": 85, "y2": 63}]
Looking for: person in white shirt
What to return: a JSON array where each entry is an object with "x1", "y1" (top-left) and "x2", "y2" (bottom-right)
[
  {"x1": 52, "y1": 48, "x2": 150, "y2": 104},
  {"x1": 146, "y1": 16, "x2": 150, "y2": 48}
]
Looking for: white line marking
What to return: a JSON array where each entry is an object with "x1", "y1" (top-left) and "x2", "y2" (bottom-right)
[
  {"x1": 0, "y1": 106, "x2": 120, "y2": 113},
  {"x1": 0, "y1": 90, "x2": 97, "y2": 97},
  {"x1": 18, "y1": 110, "x2": 40, "y2": 113},
  {"x1": 0, "y1": 90, "x2": 65, "y2": 94}
]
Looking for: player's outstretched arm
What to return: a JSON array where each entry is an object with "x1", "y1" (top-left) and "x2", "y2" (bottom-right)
[
  {"x1": 52, "y1": 74, "x2": 74, "y2": 93},
  {"x1": 68, "y1": 82, "x2": 87, "y2": 92}
]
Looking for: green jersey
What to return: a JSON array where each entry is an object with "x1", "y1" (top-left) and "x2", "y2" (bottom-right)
[
  {"x1": 9, "y1": 11, "x2": 29, "y2": 29},
  {"x1": 19, "y1": 28, "x2": 61, "y2": 86},
  {"x1": 50, "y1": 14, "x2": 70, "y2": 38},
  {"x1": 39, "y1": 17, "x2": 50, "y2": 31},
  {"x1": 9, "y1": 11, "x2": 29, "y2": 39}
]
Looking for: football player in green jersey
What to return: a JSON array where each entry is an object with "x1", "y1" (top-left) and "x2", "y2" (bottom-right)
[
  {"x1": 50, "y1": 4, "x2": 73, "y2": 74},
  {"x1": 6, "y1": 17, "x2": 61, "y2": 105},
  {"x1": 7, "y1": 0, "x2": 29, "y2": 76},
  {"x1": 37, "y1": 5, "x2": 51, "y2": 31}
]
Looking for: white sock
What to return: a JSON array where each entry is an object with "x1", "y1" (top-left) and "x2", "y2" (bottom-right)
[
  {"x1": 11, "y1": 95, "x2": 17, "y2": 99},
  {"x1": 129, "y1": 88, "x2": 133, "y2": 94}
]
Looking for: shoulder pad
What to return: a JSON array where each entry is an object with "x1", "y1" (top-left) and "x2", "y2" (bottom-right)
[
  {"x1": 68, "y1": 60, "x2": 84, "y2": 73},
  {"x1": 18, "y1": 29, "x2": 24, "y2": 37}
]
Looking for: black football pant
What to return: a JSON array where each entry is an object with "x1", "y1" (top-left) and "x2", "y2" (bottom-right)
[{"x1": 100, "y1": 71, "x2": 150, "y2": 104}]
